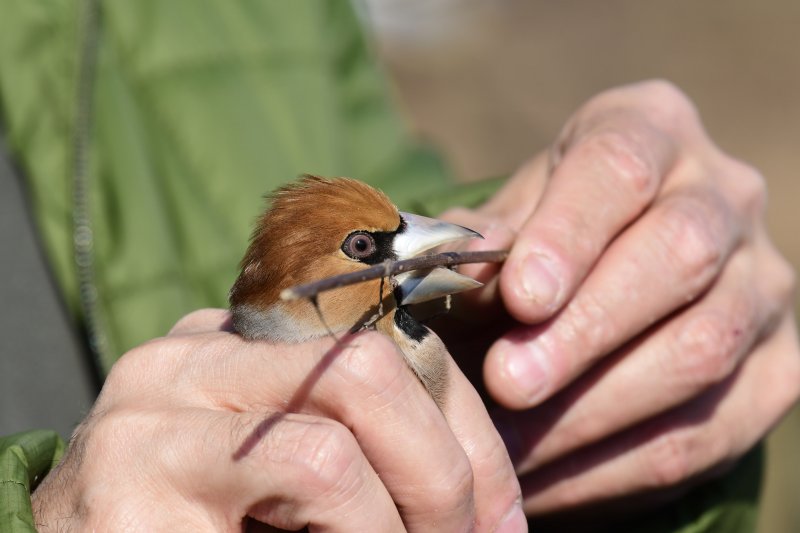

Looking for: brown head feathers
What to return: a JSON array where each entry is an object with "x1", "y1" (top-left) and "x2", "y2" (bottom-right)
[{"x1": 229, "y1": 175, "x2": 400, "y2": 340}]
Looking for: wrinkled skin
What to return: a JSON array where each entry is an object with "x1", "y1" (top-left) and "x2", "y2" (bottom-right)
[
  {"x1": 32, "y1": 310, "x2": 524, "y2": 532},
  {"x1": 444, "y1": 80, "x2": 800, "y2": 523}
]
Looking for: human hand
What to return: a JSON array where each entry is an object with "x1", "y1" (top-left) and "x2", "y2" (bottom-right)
[
  {"x1": 31, "y1": 309, "x2": 524, "y2": 532},
  {"x1": 443, "y1": 80, "x2": 800, "y2": 519}
]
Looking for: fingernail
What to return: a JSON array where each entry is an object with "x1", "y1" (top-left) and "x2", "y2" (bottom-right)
[
  {"x1": 494, "y1": 501, "x2": 527, "y2": 533},
  {"x1": 500, "y1": 339, "x2": 550, "y2": 404},
  {"x1": 519, "y1": 253, "x2": 561, "y2": 311}
]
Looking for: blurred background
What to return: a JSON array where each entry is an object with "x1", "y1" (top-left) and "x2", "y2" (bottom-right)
[{"x1": 361, "y1": 1, "x2": 799, "y2": 531}]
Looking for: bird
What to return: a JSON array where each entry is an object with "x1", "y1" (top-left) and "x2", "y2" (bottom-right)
[{"x1": 229, "y1": 175, "x2": 482, "y2": 407}]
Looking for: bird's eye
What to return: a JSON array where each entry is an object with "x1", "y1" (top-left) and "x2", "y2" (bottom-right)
[{"x1": 342, "y1": 231, "x2": 377, "y2": 260}]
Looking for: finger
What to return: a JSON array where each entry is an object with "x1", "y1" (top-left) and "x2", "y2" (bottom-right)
[
  {"x1": 478, "y1": 153, "x2": 550, "y2": 230},
  {"x1": 378, "y1": 203, "x2": 523, "y2": 527},
  {"x1": 168, "y1": 308, "x2": 233, "y2": 336},
  {"x1": 518, "y1": 313, "x2": 800, "y2": 515},
  {"x1": 439, "y1": 357, "x2": 527, "y2": 532},
  {"x1": 174, "y1": 331, "x2": 479, "y2": 532},
  {"x1": 136, "y1": 407, "x2": 402, "y2": 532},
  {"x1": 497, "y1": 241, "x2": 780, "y2": 471},
  {"x1": 225, "y1": 413, "x2": 403, "y2": 532},
  {"x1": 58, "y1": 409, "x2": 400, "y2": 531},
  {"x1": 437, "y1": 206, "x2": 517, "y2": 311},
  {"x1": 500, "y1": 107, "x2": 678, "y2": 324},
  {"x1": 486, "y1": 184, "x2": 741, "y2": 408}
]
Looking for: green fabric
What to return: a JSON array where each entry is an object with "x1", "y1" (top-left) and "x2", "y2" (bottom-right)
[
  {"x1": 0, "y1": 431, "x2": 65, "y2": 533},
  {"x1": 0, "y1": 0, "x2": 449, "y2": 369},
  {"x1": 0, "y1": 1, "x2": 761, "y2": 531},
  {"x1": 409, "y1": 176, "x2": 509, "y2": 217},
  {"x1": 626, "y1": 444, "x2": 762, "y2": 533}
]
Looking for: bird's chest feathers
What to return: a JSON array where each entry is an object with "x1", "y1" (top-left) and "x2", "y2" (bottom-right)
[{"x1": 379, "y1": 307, "x2": 449, "y2": 406}]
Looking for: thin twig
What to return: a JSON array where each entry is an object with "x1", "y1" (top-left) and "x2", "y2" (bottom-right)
[
  {"x1": 280, "y1": 250, "x2": 509, "y2": 301},
  {"x1": 309, "y1": 295, "x2": 340, "y2": 342}
]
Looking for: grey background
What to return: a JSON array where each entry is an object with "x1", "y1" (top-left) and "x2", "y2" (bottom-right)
[{"x1": 0, "y1": 138, "x2": 96, "y2": 439}]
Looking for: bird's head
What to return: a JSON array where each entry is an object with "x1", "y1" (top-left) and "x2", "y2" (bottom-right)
[{"x1": 229, "y1": 175, "x2": 481, "y2": 342}]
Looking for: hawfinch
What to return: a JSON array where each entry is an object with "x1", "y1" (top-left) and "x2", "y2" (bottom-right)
[{"x1": 229, "y1": 175, "x2": 482, "y2": 407}]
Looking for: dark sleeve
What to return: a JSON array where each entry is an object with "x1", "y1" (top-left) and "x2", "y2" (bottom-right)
[{"x1": 0, "y1": 137, "x2": 97, "y2": 439}]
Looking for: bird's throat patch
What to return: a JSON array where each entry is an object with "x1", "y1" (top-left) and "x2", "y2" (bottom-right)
[{"x1": 393, "y1": 306, "x2": 429, "y2": 343}]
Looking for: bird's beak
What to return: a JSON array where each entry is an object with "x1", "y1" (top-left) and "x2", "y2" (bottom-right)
[
  {"x1": 394, "y1": 212, "x2": 482, "y2": 260},
  {"x1": 393, "y1": 212, "x2": 483, "y2": 306},
  {"x1": 395, "y1": 267, "x2": 482, "y2": 306}
]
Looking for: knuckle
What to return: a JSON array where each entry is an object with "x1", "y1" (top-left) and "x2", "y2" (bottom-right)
[
  {"x1": 336, "y1": 332, "x2": 410, "y2": 401},
  {"x1": 645, "y1": 433, "x2": 694, "y2": 487},
  {"x1": 765, "y1": 320, "x2": 800, "y2": 414},
  {"x1": 537, "y1": 212, "x2": 601, "y2": 265},
  {"x1": 767, "y1": 251, "x2": 797, "y2": 306},
  {"x1": 102, "y1": 345, "x2": 156, "y2": 397},
  {"x1": 637, "y1": 79, "x2": 699, "y2": 125},
  {"x1": 103, "y1": 332, "x2": 235, "y2": 407},
  {"x1": 79, "y1": 414, "x2": 115, "y2": 461},
  {"x1": 640, "y1": 79, "x2": 691, "y2": 106},
  {"x1": 82, "y1": 408, "x2": 152, "y2": 469},
  {"x1": 102, "y1": 338, "x2": 183, "y2": 400},
  {"x1": 424, "y1": 455, "x2": 475, "y2": 513},
  {"x1": 656, "y1": 196, "x2": 725, "y2": 289},
  {"x1": 591, "y1": 80, "x2": 697, "y2": 130},
  {"x1": 722, "y1": 157, "x2": 768, "y2": 217},
  {"x1": 562, "y1": 291, "x2": 619, "y2": 357},
  {"x1": 672, "y1": 310, "x2": 743, "y2": 387},
  {"x1": 476, "y1": 441, "x2": 523, "y2": 511},
  {"x1": 168, "y1": 308, "x2": 228, "y2": 335},
  {"x1": 169, "y1": 309, "x2": 210, "y2": 334},
  {"x1": 289, "y1": 422, "x2": 360, "y2": 498},
  {"x1": 576, "y1": 128, "x2": 658, "y2": 197}
]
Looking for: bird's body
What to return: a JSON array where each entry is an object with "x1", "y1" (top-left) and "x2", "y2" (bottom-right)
[{"x1": 229, "y1": 176, "x2": 481, "y2": 407}]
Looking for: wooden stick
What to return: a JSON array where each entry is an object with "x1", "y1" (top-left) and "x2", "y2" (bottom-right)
[{"x1": 280, "y1": 250, "x2": 509, "y2": 301}]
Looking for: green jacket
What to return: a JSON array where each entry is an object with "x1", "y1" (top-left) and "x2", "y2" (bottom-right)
[{"x1": 0, "y1": 1, "x2": 760, "y2": 531}]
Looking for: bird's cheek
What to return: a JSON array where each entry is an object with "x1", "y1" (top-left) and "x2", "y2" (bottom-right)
[{"x1": 316, "y1": 284, "x2": 390, "y2": 332}]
